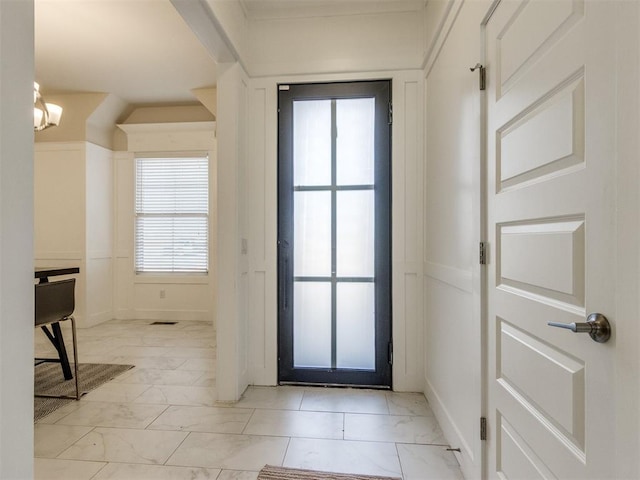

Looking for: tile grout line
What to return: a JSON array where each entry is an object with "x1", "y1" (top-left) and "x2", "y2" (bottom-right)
[
  {"x1": 45, "y1": 425, "x2": 98, "y2": 460},
  {"x1": 240, "y1": 408, "x2": 258, "y2": 434},
  {"x1": 143, "y1": 403, "x2": 172, "y2": 430},
  {"x1": 87, "y1": 460, "x2": 110, "y2": 480},
  {"x1": 394, "y1": 442, "x2": 406, "y2": 480},
  {"x1": 162, "y1": 430, "x2": 194, "y2": 466},
  {"x1": 280, "y1": 436, "x2": 293, "y2": 468}
]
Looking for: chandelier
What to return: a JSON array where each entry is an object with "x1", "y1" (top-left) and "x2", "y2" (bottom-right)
[{"x1": 34, "y1": 82, "x2": 62, "y2": 131}]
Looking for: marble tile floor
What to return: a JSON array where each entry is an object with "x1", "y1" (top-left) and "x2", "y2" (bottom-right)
[{"x1": 34, "y1": 319, "x2": 463, "y2": 480}]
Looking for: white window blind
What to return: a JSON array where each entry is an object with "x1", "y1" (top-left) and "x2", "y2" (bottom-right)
[{"x1": 135, "y1": 156, "x2": 208, "y2": 273}]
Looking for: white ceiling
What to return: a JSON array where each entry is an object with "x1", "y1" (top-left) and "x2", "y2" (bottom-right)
[
  {"x1": 35, "y1": 0, "x2": 426, "y2": 105},
  {"x1": 35, "y1": 0, "x2": 218, "y2": 105}
]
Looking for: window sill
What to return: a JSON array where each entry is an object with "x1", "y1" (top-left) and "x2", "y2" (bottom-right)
[{"x1": 134, "y1": 274, "x2": 209, "y2": 285}]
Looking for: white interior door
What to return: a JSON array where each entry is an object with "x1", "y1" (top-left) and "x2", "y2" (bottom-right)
[{"x1": 485, "y1": 1, "x2": 618, "y2": 477}]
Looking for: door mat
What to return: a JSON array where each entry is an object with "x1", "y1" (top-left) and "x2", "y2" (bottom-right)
[{"x1": 258, "y1": 465, "x2": 401, "y2": 480}]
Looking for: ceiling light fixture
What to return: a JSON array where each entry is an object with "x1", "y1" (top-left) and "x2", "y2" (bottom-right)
[{"x1": 34, "y1": 82, "x2": 62, "y2": 131}]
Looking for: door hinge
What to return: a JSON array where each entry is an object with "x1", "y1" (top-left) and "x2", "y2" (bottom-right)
[
  {"x1": 388, "y1": 102, "x2": 393, "y2": 125},
  {"x1": 479, "y1": 242, "x2": 487, "y2": 265},
  {"x1": 470, "y1": 63, "x2": 486, "y2": 91},
  {"x1": 388, "y1": 341, "x2": 393, "y2": 365},
  {"x1": 480, "y1": 417, "x2": 487, "y2": 441}
]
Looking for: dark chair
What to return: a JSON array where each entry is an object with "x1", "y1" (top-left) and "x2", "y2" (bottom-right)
[{"x1": 35, "y1": 278, "x2": 80, "y2": 400}]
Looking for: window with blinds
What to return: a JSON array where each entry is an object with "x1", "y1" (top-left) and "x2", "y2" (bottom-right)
[{"x1": 135, "y1": 156, "x2": 209, "y2": 274}]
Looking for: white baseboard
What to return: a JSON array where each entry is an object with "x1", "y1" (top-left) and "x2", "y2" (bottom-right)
[
  {"x1": 133, "y1": 309, "x2": 211, "y2": 322},
  {"x1": 87, "y1": 310, "x2": 113, "y2": 327},
  {"x1": 424, "y1": 376, "x2": 479, "y2": 479}
]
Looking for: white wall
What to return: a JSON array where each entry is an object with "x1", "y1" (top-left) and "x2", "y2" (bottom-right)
[
  {"x1": 204, "y1": 0, "x2": 249, "y2": 62},
  {"x1": 391, "y1": 72, "x2": 425, "y2": 392},
  {"x1": 0, "y1": 0, "x2": 34, "y2": 476},
  {"x1": 245, "y1": 77, "x2": 275, "y2": 386},
  {"x1": 34, "y1": 142, "x2": 114, "y2": 328},
  {"x1": 247, "y1": 11, "x2": 425, "y2": 77},
  {"x1": 86, "y1": 142, "x2": 114, "y2": 325},
  {"x1": 114, "y1": 122, "x2": 216, "y2": 323},
  {"x1": 216, "y1": 62, "x2": 251, "y2": 401},
  {"x1": 34, "y1": 146, "x2": 85, "y2": 270},
  {"x1": 422, "y1": 1, "x2": 487, "y2": 477},
  {"x1": 422, "y1": 0, "x2": 454, "y2": 63}
]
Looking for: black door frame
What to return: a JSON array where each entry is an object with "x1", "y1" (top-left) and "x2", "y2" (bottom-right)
[{"x1": 277, "y1": 80, "x2": 392, "y2": 387}]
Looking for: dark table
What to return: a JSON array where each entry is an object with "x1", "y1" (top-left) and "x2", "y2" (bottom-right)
[
  {"x1": 35, "y1": 267, "x2": 80, "y2": 380},
  {"x1": 35, "y1": 266, "x2": 80, "y2": 283}
]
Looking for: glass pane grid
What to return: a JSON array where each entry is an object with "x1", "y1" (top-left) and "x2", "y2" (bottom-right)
[{"x1": 291, "y1": 94, "x2": 378, "y2": 374}]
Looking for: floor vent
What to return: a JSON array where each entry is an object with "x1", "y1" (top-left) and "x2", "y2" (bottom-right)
[{"x1": 150, "y1": 321, "x2": 178, "y2": 325}]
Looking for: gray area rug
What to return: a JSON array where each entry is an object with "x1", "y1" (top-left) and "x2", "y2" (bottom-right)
[
  {"x1": 34, "y1": 363, "x2": 134, "y2": 422},
  {"x1": 258, "y1": 465, "x2": 401, "y2": 480}
]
